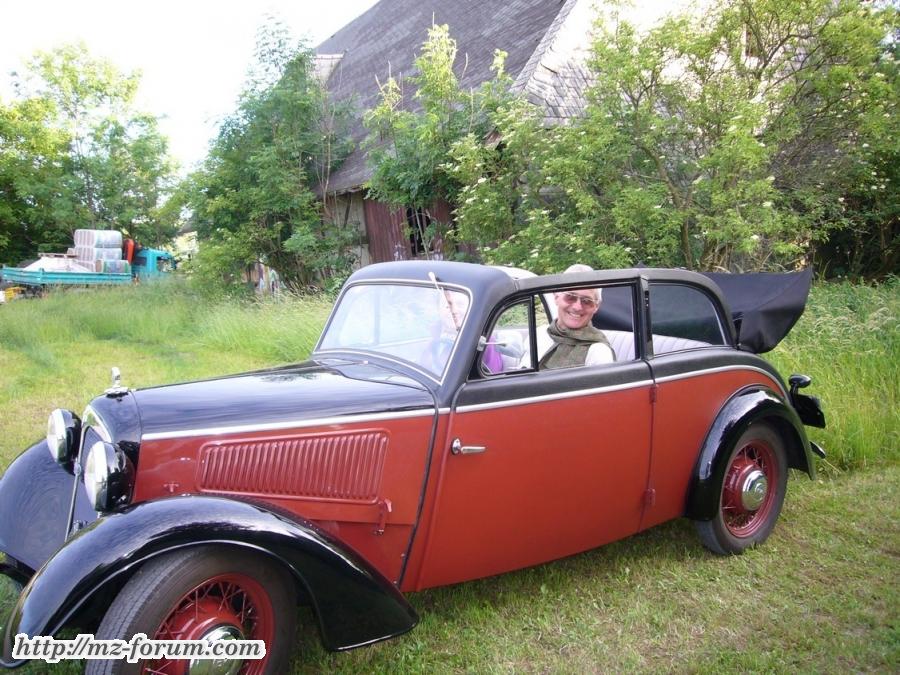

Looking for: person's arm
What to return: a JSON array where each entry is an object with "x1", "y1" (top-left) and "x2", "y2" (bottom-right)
[{"x1": 585, "y1": 342, "x2": 616, "y2": 365}]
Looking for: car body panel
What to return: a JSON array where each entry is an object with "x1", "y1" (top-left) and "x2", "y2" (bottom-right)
[
  {"x1": 415, "y1": 363, "x2": 652, "y2": 588},
  {"x1": 0, "y1": 496, "x2": 418, "y2": 666},
  {"x1": 641, "y1": 359, "x2": 789, "y2": 530}
]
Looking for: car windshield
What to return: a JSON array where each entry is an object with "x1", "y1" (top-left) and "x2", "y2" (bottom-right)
[{"x1": 318, "y1": 283, "x2": 471, "y2": 378}]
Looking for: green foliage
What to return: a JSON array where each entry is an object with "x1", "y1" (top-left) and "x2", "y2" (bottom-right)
[
  {"x1": 184, "y1": 21, "x2": 354, "y2": 289},
  {"x1": 447, "y1": 0, "x2": 898, "y2": 274},
  {"x1": 364, "y1": 25, "x2": 515, "y2": 257},
  {"x1": 0, "y1": 43, "x2": 178, "y2": 263}
]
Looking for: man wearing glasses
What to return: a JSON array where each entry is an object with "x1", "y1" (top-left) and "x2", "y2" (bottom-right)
[{"x1": 537, "y1": 265, "x2": 615, "y2": 369}]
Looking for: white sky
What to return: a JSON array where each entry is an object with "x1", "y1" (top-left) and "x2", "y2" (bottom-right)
[{"x1": 0, "y1": 0, "x2": 380, "y2": 173}]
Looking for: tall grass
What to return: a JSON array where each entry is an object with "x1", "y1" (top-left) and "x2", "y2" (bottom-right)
[
  {"x1": 767, "y1": 278, "x2": 899, "y2": 471},
  {"x1": 0, "y1": 281, "x2": 331, "y2": 467}
]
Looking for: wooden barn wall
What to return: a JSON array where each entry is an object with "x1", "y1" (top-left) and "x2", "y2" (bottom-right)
[{"x1": 363, "y1": 200, "x2": 409, "y2": 263}]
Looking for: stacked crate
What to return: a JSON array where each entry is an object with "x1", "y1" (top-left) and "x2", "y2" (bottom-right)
[{"x1": 73, "y1": 230, "x2": 131, "y2": 274}]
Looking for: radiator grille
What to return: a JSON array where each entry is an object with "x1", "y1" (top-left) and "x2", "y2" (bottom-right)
[{"x1": 197, "y1": 431, "x2": 388, "y2": 501}]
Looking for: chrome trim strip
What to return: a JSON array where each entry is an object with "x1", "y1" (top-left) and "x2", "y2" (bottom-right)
[
  {"x1": 456, "y1": 379, "x2": 655, "y2": 413},
  {"x1": 654, "y1": 365, "x2": 786, "y2": 396},
  {"x1": 454, "y1": 364, "x2": 784, "y2": 414},
  {"x1": 141, "y1": 407, "x2": 446, "y2": 442}
]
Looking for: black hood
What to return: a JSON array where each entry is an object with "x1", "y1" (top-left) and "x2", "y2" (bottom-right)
[{"x1": 129, "y1": 359, "x2": 434, "y2": 439}]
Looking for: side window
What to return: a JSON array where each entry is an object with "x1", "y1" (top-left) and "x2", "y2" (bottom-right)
[
  {"x1": 480, "y1": 283, "x2": 638, "y2": 375},
  {"x1": 650, "y1": 283, "x2": 726, "y2": 353}
]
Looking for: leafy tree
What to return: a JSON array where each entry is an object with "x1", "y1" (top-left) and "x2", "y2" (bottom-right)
[
  {"x1": 364, "y1": 24, "x2": 514, "y2": 257},
  {"x1": 0, "y1": 43, "x2": 178, "y2": 264},
  {"x1": 449, "y1": 0, "x2": 898, "y2": 274},
  {"x1": 186, "y1": 21, "x2": 353, "y2": 289}
]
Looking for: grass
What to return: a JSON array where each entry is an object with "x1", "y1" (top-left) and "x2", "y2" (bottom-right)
[
  {"x1": 0, "y1": 278, "x2": 897, "y2": 673},
  {"x1": 767, "y1": 278, "x2": 899, "y2": 471}
]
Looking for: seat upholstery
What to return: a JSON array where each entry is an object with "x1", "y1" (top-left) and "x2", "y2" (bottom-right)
[{"x1": 603, "y1": 329, "x2": 711, "y2": 360}]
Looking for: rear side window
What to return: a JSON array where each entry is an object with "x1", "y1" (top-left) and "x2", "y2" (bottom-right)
[{"x1": 649, "y1": 283, "x2": 726, "y2": 353}]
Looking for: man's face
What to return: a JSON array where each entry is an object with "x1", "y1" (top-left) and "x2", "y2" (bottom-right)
[{"x1": 554, "y1": 290, "x2": 599, "y2": 330}]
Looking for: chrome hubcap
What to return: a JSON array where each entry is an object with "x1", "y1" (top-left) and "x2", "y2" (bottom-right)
[
  {"x1": 188, "y1": 625, "x2": 245, "y2": 675},
  {"x1": 740, "y1": 470, "x2": 768, "y2": 511}
]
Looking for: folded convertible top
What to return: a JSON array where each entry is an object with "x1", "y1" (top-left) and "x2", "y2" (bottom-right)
[{"x1": 703, "y1": 268, "x2": 813, "y2": 353}]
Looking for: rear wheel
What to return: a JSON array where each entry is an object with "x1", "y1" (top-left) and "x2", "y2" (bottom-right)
[
  {"x1": 695, "y1": 423, "x2": 788, "y2": 555},
  {"x1": 87, "y1": 546, "x2": 296, "y2": 675}
]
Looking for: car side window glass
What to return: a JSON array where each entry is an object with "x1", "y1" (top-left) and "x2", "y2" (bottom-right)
[
  {"x1": 590, "y1": 284, "x2": 637, "y2": 362},
  {"x1": 480, "y1": 300, "x2": 534, "y2": 374},
  {"x1": 650, "y1": 283, "x2": 726, "y2": 353}
]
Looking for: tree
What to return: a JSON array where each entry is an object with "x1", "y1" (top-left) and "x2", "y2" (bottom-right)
[
  {"x1": 185, "y1": 21, "x2": 353, "y2": 289},
  {"x1": 0, "y1": 43, "x2": 178, "y2": 264},
  {"x1": 449, "y1": 0, "x2": 898, "y2": 274},
  {"x1": 364, "y1": 24, "x2": 515, "y2": 258}
]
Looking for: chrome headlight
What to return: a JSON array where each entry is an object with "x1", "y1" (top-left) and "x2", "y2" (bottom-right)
[
  {"x1": 47, "y1": 409, "x2": 81, "y2": 470},
  {"x1": 83, "y1": 441, "x2": 135, "y2": 512}
]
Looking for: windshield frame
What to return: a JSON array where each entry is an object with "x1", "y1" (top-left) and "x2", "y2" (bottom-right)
[{"x1": 315, "y1": 278, "x2": 475, "y2": 384}]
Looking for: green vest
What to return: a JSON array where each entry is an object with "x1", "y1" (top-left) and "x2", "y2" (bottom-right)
[{"x1": 539, "y1": 321, "x2": 612, "y2": 370}]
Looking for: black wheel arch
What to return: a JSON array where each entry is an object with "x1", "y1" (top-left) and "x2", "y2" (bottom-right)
[
  {"x1": 686, "y1": 386, "x2": 817, "y2": 522},
  {"x1": 0, "y1": 495, "x2": 418, "y2": 667}
]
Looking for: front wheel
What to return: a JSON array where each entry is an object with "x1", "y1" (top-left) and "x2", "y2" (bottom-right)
[
  {"x1": 695, "y1": 423, "x2": 788, "y2": 555},
  {"x1": 87, "y1": 546, "x2": 297, "y2": 675}
]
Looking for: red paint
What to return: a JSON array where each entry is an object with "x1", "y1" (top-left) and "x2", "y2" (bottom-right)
[
  {"x1": 411, "y1": 385, "x2": 651, "y2": 589},
  {"x1": 722, "y1": 438, "x2": 779, "y2": 536},
  {"x1": 134, "y1": 417, "x2": 432, "y2": 584},
  {"x1": 640, "y1": 369, "x2": 783, "y2": 531}
]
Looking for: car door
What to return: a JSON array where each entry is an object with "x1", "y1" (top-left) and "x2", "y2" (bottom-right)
[
  {"x1": 638, "y1": 280, "x2": 785, "y2": 531},
  {"x1": 415, "y1": 286, "x2": 654, "y2": 588}
]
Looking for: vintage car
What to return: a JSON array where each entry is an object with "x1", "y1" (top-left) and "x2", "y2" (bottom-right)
[{"x1": 0, "y1": 261, "x2": 825, "y2": 673}]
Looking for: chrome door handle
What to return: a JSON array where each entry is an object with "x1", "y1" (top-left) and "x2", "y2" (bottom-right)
[{"x1": 451, "y1": 438, "x2": 486, "y2": 455}]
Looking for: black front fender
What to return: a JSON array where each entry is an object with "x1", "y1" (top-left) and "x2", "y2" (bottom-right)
[
  {"x1": 1, "y1": 495, "x2": 418, "y2": 666},
  {"x1": 686, "y1": 387, "x2": 817, "y2": 522},
  {"x1": 0, "y1": 440, "x2": 97, "y2": 574}
]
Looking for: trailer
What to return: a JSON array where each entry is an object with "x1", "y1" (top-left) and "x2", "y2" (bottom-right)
[{"x1": 1, "y1": 231, "x2": 174, "y2": 288}]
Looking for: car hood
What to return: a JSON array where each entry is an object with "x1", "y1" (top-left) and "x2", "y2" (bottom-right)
[{"x1": 130, "y1": 359, "x2": 434, "y2": 439}]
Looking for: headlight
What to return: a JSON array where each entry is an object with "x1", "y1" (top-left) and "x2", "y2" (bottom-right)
[
  {"x1": 83, "y1": 441, "x2": 135, "y2": 512},
  {"x1": 47, "y1": 409, "x2": 81, "y2": 470}
]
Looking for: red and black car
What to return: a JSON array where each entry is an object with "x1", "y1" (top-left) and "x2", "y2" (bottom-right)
[{"x1": 0, "y1": 261, "x2": 825, "y2": 673}]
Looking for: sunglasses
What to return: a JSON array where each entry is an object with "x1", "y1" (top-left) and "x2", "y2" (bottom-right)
[{"x1": 560, "y1": 291, "x2": 598, "y2": 309}]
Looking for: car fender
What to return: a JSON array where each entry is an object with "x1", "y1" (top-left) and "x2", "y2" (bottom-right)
[
  {"x1": 686, "y1": 387, "x2": 816, "y2": 522},
  {"x1": 1, "y1": 495, "x2": 418, "y2": 665},
  {"x1": 0, "y1": 440, "x2": 98, "y2": 574}
]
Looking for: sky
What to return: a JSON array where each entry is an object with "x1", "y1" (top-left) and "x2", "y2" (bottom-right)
[{"x1": 0, "y1": 0, "x2": 380, "y2": 172}]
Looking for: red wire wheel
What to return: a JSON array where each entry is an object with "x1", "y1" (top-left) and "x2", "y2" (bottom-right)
[
  {"x1": 89, "y1": 547, "x2": 296, "y2": 675},
  {"x1": 720, "y1": 438, "x2": 779, "y2": 538},
  {"x1": 145, "y1": 572, "x2": 276, "y2": 675},
  {"x1": 695, "y1": 423, "x2": 788, "y2": 555}
]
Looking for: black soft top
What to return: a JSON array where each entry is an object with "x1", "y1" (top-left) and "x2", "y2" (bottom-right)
[{"x1": 703, "y1": 268, "x2": 813, "y2": 353}]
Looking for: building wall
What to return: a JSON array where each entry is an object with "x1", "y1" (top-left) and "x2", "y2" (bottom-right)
[{"x1": 325, "y1": 191, "x2": 372, "y2": 268}]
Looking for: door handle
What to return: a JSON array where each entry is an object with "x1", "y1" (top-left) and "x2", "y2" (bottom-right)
[{"x1": 451, "y1": 438, "x2": 486, "y2": 455}]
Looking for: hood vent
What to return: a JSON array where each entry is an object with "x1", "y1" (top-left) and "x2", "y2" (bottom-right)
[{"x1": 197, "y1": 430, "x2": 388, "y2": 502}]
